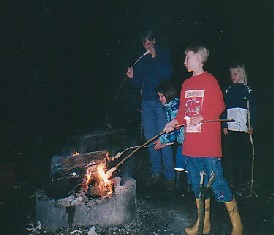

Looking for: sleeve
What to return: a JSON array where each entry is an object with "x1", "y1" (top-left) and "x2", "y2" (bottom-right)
[
  {"x1": 200, "y1": 78, "x2": 226, "y2": 120},
  {"x1": 176, "y1": 127, "x2": 185, "y2": 144},
  {"x1": 175, "y1": 84, "x2": 187, "y2": 124},
  {"x1": 221, "y1": 89, "x2": 228, "y2": 128},
  {"x1": 159, "y1": 101, "x2": 178, "y2": 144},
  {"x1": 130, "y1": 61, "x2": 144, "y2": 89},
  {"x1": 159, "y1": 131, "x2": 176, "y2": 144}
]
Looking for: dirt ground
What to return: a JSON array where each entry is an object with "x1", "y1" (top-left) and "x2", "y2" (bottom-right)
[
  {"x1": 0, "y1": 166, "x2": 273, "y2": 235},
  {"x1": 0, "y1": 128, "x2": 273, "y2": 235}
]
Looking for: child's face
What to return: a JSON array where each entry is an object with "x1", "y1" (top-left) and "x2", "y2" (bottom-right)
[
  {"x1": 184, "y1": 51, "x2": 199, "y2": 72},
  {"x1": 230, "y1": 69, "x2": 242, "y2": 83},
  {"x1": 158, "y1": 92, "x2": 167, "y2": 105}
]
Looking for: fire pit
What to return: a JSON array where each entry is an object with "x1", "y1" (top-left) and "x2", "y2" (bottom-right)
[{"x1": 36, "y1": 150, "x2": 137, "y2": 231}]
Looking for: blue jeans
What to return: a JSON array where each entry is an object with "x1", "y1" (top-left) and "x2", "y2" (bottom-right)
[
  {"x1": 142, "y1": 101, "x2": 175, "y2": 180},
  {"x1": 176, "y1": 145, "x2": 187, "y2": 169},
  {"x1": 187, "y1": 157, "x2": 233, "y2": 202}
]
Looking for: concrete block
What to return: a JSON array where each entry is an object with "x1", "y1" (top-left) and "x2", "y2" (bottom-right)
[{"x1": 36, "y1": 177, "x2": 136, "y2": 231}]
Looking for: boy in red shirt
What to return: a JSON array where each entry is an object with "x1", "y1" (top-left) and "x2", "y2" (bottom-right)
[{"x1": 164, "y1": 45, "x2": 243, "y2": 235}]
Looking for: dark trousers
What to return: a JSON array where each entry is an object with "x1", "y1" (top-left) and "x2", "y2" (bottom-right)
[
  {"x1": 141, "y1": 101, "x2": 175, "y2": 180},
  {"x1": 222, "y1": 130, "x2": 253, "y2": 188}
]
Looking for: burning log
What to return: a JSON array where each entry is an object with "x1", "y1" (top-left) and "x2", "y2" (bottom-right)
[
  {"x1": 50, "y1": 150, "x2": 110, "y2": 178},
  {"x1": 49, "y1": 150, "x2": 115, "y2": 198}
]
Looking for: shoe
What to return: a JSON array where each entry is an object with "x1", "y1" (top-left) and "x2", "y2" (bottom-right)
[
  {"x1": 147, "y1": 173, "x2": 161, "y2": 186},
  {"x1": 165, "y1": 179, "x2": 175, "y2": 192}
]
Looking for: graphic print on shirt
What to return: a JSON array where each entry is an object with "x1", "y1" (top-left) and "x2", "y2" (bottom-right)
[{"x1": 184, "y1": 90, "x2": 205, "y2": 133}]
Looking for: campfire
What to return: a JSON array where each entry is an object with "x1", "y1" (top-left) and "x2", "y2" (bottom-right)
[
  {"x1": 37, "y1": 150, "x2": 137, "y2": 231},
  {"x1": 83, "y1": 162, "x2": 114, "y2": 198},
  {"x1": 48, "y1": 150, "x2": 116, "y2": 199}
]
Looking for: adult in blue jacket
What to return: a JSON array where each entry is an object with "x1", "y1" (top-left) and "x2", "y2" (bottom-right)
[{"x1": 126, "y1": 31, "x2": 175, "y2": 186}]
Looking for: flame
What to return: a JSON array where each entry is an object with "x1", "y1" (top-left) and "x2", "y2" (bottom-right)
[
  {"x1": 96, "y1": 163, "x2": 113, "y2": 196},
  {"x1": 97, "y1": 164, "x2": 109, "y2": 183},
  {"x1": 83, "y1": 163, "x2": 113, "y2": 197}
]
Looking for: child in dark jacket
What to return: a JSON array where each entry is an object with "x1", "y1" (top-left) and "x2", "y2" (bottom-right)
[
  {"x1": 154, "y1": 80, "x2": 187, "y2": 192},
  {"x1": 222, "y1": 63, "x2": 256, "y2": 192}
]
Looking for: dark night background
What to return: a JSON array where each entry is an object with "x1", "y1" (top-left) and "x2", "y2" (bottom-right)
[{"x1": 0, "y1": 0, "x2": 273, "y2": 190}]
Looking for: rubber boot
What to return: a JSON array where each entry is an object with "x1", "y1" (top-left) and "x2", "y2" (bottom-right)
[
  {"x1": 185, "y1": 198, "x2": 211, "y2": 235},
  {"x1": 225, "y1": 198, "x2": 243, "y2": 235}
]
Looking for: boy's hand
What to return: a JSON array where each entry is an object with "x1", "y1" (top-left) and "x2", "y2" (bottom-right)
[
  {"x1": 154, "y1": 140, "x2": 165, "y2": 150},
  {"x1": 190, "y1": 115, "x2": 203, "y2": 125},
  {"x1": 223, "y1": 128, "x2": 228, "y2": 135},
  {"x1": 247, "y1": 127, "x2": 254, "y2": 135},
  {"x1": 164, "y1": 119, "x2": 179, "y2": 133}
]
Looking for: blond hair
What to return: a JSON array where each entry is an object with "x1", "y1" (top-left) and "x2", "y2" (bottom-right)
[
  {"x1": 185, "y1": 45, "x2": 209, "y2": 64},
  {"x1": 230, "y1": 63, "x2": 248, "y2": 85}
]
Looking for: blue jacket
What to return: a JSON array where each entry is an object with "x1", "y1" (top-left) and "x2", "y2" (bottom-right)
[
  {"x1": 222, "y1": 83, "x2": 256, "y2": 131},
  {"x1": 130, "y1": 45, "x2": 173, "y2": 101},
  {"x1": 160, "y1": 98, "x2": 185, "y2": 144}
]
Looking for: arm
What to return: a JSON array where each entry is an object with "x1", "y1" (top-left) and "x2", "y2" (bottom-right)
[
  {"x1": 200, "y1": 78, "x2": 225, "y2": 121},
  {"x1": 159, "y1": 130, "x2": 176, "y2": 144},
  {"x1": 174, "y1": 83, "x2": 187, "y2": 125},
  {"x1": 127, "y1": 65, "x2": 144, "y2": 89},
  {"x1": 157, "y1": 100, "x2": 178, "y2": 146},
  {"x1": 154, "y1": 130, "x2": 178, "y2": 150}
]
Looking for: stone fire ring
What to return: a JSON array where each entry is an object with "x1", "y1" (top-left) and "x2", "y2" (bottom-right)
[{"x1": 36, "y1": 177, "x2": 136, "y2": 231}]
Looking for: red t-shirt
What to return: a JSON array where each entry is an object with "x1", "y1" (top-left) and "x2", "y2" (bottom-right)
[{"x1": 176, "y1": 72, "x2": 225, "y2": 157}]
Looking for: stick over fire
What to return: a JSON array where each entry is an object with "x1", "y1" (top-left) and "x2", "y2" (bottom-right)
[{"x1": 105, "y1": 119, "x2": 235, "y2": 178}]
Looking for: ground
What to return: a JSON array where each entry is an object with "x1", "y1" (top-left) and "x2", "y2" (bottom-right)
[
  {"x1": 0, "y1": 169, "x2": 273, "y2": 235},
  {"x1": 0, "y1": 128, "x2": 273, "y2": 235}
]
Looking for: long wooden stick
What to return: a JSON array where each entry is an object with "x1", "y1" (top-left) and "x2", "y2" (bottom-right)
[
  {"x1": 106, "y1": 119, "x2": 234, "y2": 178},
  {"x1": 246, "y1": 100, "x2": 257, "y2": 198},
  {"x1": 202, "y1": 118, "x2": 234, "y2": 123},
  {"x1": 197, "y1": 172, "x2": 215, "y2": 235}
]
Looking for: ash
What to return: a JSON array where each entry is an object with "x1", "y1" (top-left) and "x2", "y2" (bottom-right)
[
  {"x1": 27, "y1": 195, "x2": 185, "y2": 235},
  {"x1": 1, "y1": 170, "x2": 274, "y2": 235},
  {"x1": 36, "y1": 188, "x2": 112, "y2": 208},
  {"x1": 26, "y1": 184, "x2": 274, "y2": 235}
]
